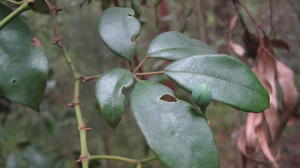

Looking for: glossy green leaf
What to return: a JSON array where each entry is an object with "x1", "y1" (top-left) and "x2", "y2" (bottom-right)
[
  {"x1": 164, "y1": 55, "x2": 269, "y2": 112},
  {"x1": 147, "y1": 31, "x2": 216, "y2": 60},
  {"x1": 131, "y1": 81, "x2": 219, "y2": 168},
  {"x1": 99, "y1": 7, "x2": 141, "y2": 60},
  {"x1": 0, "y1": 3, "x2": 48, "y2": 110},
  {"x1": 96, "y1": 68, "x2": 134, "y2": 128}
]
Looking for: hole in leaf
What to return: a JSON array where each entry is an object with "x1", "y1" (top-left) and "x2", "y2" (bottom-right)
[
  {"x1": 160, "y1": 94, "x2": 177, "y2": 102},
  {"x1": 131, "y1": 34, "x2": 138, "y2": 43},
  {"x1": 10, "y1": 79, "x2": 17, "y2": 84},
  {"x1": 121, "y1": 87, "x2": 126, "y2": 96}
]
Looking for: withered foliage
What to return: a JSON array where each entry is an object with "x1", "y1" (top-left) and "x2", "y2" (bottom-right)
[{"x1": 227, "y1": 8, "x2": 299, "y2": 168}]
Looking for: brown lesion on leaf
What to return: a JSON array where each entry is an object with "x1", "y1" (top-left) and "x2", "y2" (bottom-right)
[
  {"x1": 10, "y1": 78, "x2": 17, "y2": 84},
  {"x1": 160, "y1": 94, "x2": 177, "y2": 102},
  {"x1": 131, "y1": 34, "x2": 139, "y2": 43}
]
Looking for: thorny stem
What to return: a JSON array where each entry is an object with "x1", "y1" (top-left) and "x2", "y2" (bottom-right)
[
  {"x1": 0, "y1": 0, "x2": 32, "y2": 29},
  {"x1": 44, "y1": 0, "x2": 90, "y2": 167}
]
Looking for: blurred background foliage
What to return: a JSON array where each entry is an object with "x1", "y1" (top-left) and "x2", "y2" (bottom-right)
[{"x1": 0, "y1": 0, "x2": 300, "y2": 167}]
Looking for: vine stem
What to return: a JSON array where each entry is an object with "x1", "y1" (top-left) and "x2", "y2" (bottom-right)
[{"x1": 0, "y1": 0, "x2": 33, "y2": 29}]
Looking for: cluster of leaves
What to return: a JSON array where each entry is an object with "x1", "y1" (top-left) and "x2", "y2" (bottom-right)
[
  {"x1": 0, "y1": 1, "x2": 270, "y2": 167},
  {"x1": 95, "y1": 7, "x2": 269, "y2": 168}
]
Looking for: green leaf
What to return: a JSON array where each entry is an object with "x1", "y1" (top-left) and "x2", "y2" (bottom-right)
[
  {"x1": 95, "y1": 68, "x2": 134, "y2": 128},
  {"x1": 99, "y1": 7, "x2": 141, "y2": 60},
  {"x1": 0, "y1": 3, "x2": 48, "y2": 110},
  {"x1": 131, "y1": 80, "x2": 219, "y2": 168},
  {"x1": 147, "y1": 31, "x2": 216, "y2": 60},
  {"x1": 164, "y1": 55, "x2": 269, "y2": 112}
]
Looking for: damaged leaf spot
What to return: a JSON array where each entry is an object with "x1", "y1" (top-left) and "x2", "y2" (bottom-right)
[
  {"x1": 121, "y1": 87, "x2": 126, "y2": 95},
  {"x1": 131, "y1": 34, "x2": 138, "y2": 43},
  {"x1": 10, "y1": 79, "x2": 17, "y2": 84},
  {"x1": 160, "y1": 94, "x2": 177, "y2": 102}
]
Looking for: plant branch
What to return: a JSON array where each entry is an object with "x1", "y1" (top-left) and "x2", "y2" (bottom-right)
[
  {"x1": 77, "y1": 74, "x2": 101, "y2": 82},
  {"x1": 0, "y1": 0, "x2": 32, "y2": 29},
  {"x1": 140, "y1": 156, "x2": 158, "y2": 163},
  {"x1": 45, "y1": 0, "x2": 90, "y2": 167},
  {"x1": 89, "y1": 155, "x2": 157, "y2": 166},
  {"x1": 6, "y1": 0, "x2": 25, "y2": 5},
  {"x1": 90, "y1": 155, "x2": 138, "y2": 164},
  {"x1": 238, "y1": 1, "x2": 266, "y2": 36},
  {"x1": 134, "y1": 71, "x2": 164, "y2": 76},
  {"x1": 133, "y1": 56, "x2": 150, "y2": 73}
]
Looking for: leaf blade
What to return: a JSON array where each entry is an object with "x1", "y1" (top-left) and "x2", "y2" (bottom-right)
[
  {"x1": 0, "y1": 3, "x2": 48, "y2": 110},
  {"x1": 131, "y1": 80, "x2": 219, "y2": 168},
  {"x1": 164, "y1": 55, "x2": 269, "y2": 112},
  {"x1": 99, "y1": 7, "x2": 141, "y2": 60},
  {"x1": 147, "y1": 31, "x2": 216, "y2": 60},
  {"x1": 95, "y1": 68, "x2": 134, "y2": 128}
]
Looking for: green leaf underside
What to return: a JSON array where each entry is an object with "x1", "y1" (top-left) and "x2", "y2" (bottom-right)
[
  {"x1": 147, "y1": 31, "x2": 216, "y2": 60},
  {"x1": 96, "y1": 68, "x2": 134, "y2": 128},
  {"x1": 0, "y1": 3, "x2": 48, "y2": 110},
  {"x1": 131, "y1": 81, "x2": 219, "y2": 168},
  {"x1": 165, "y1": 54, "x2": 269, "y2": 112},
  {"x1": 99, "y1": 7, "x2": 141, "y2": 60}
]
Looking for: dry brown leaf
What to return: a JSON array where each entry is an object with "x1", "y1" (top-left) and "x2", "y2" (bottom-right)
[{"x1": 236, "y1": 34, "x2": 298, "y2": 168}]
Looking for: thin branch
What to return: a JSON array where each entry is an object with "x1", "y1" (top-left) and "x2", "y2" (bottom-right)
[
  {"x1": 133, "y1": 56, "x2": 150, "y2": 73},
  {"x1": 77, "y1": 74, "x2": 101, "y2": 82},
  {"x1": 238, "y1": 1, "x2": 266, "y2": 36},
  {"x1": 89, "y1": 155, "x2": 138, "y2": 164},
  {"x1": 140, "y1": 156, "x2": 158, "y2": 163},
  {"x1": 134, "y1": 71, "x2": 164, "y2": 76},
  {"x1": 180, "y1": 0, "x2": 196, "y2": 33},
  {"x1": 231, "y1": 0, "x2": 248, "y2": 31},
  {"x1": 6, "y1": 0, "x2": 25, "y2": 5},
  {"x1": 89, "y1": 155, "x2": 157, "y2": 166},
  {"x1": 268, "y1": 0, "x2": 275, "y2": 38},
  {"x1": 0, "y1": 0, "x2": 32, "y2": 29}
]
